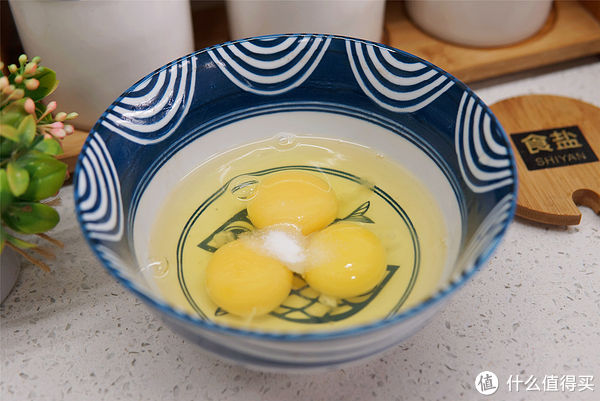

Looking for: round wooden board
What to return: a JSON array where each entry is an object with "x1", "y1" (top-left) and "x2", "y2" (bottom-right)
[{"x1": 490, "y1": 95, "x2": 600, "y2": 225}]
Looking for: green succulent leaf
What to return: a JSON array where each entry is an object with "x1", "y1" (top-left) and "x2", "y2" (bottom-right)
[
  {"x1": 6, "y1": 161, "x2": 30, "y2": 197},
  {"x1": 17, "y1": 115, "x2": 36, "y2": 145},
  {"x1": 0, "y1": 124, "x2": 20, "y2": 142},
  {"x1": 23, "y1": 66, "x2": 58, "y2": 101},
  {"x1": 16, "y1": 152, "x2": 67, "y2": 201},
  {"x1": 0, "y1": 137, "x2": 17, "y2": 158},
  {"x1": 0, "y1": 99, "x2": 28, "y2": 126},
  {"x1": 6, "y1": 233, "x2": 38, "y2": 251},
  {"x1": 34, "y1": 137, "x2": 63, "y2": 156},
  {"x1": 3, "y1": 201, "x2": 59, "y2": 234},
  {"x1": 0, "y1": 169, "x2": 15, "y2": 213}
]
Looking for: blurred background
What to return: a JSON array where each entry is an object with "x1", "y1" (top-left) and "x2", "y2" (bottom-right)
[{"x1": 2, "y1": 0, "x2": 599, "y2": 136}]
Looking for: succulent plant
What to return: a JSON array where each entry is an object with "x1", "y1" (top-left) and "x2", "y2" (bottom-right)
[{"x1": 0, "y1": 54, "x2": 77, "y2": 271}]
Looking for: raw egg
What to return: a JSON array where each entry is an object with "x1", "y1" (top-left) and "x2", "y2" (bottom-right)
[
  {"x1": 304, "y1": 222, "x2": 386, "y2": 299},
  {"x1": 205, "y1": 239, "x2": 293, "y2": 317},
  {"x1": 247, "y1": 171, "x2": 338, "y2": 235}
]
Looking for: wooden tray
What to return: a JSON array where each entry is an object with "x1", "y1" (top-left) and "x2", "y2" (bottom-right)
[
  {"x1": 57, "y1": 130, "x2": 88, "y2": 174},
  {"x1": 385, "y1": 0, "x2": 600, "y2": 83},
  {"x1": 56, "y1": 0, "x2": 600, "y2": 172}
]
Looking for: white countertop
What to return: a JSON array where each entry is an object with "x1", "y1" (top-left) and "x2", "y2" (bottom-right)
[{"x1": 1, "y1": 57, "x2": 599, "y2": 401}]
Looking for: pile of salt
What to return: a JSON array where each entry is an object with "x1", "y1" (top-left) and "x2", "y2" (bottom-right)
[{"x1": 249, "y1": 225, "x2": 308, "y2": 274}]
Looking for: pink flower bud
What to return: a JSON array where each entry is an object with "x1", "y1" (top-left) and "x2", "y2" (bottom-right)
[
  {"x1": 46, "y1": 101, "x2": 57, "y2": 113},
  {"x1": 64, "y1": 124, "x2": 74, "y2": 135},
  {"x1": 2, "y1": 84, "x2": 14, "y2": 95},
  {"x1": 24, "y1": 98, "x2": 36, "y2": 114},
  {"x1": 0, "y1": 76, "x2": 8, "y2": 90},
  {"x1": 49, "y1": 121, "x2": 64, "y2": 129},
  {"x1": 25, "y1": 79, "x2": 39, "y2": 90},
  {"x1": 55, "y1": 112, "x2": 67, "y2": 122},
  {"x1": 24, "y1": 62, "x2": 37, "y2": 75},
  {"x1": 44, "y1": 133, "x2": 52, "y2": 139},
  {"x1": 50, "y1": 128, "x2": 66, "y2": 138},
  {"x1": 15, "y1": 75, "x2": 23, "y2": 84}
]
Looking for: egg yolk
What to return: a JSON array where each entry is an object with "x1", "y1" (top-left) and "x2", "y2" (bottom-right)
[
  {"x1": 205, "y1": 239, "x2": 293, "y2": 317},
  {"x1": 304, "y1": 222, "x2": 386, "y2": 299},
  {"x1": 247, "y1": 171, "x2": 338, "y2": 235}
]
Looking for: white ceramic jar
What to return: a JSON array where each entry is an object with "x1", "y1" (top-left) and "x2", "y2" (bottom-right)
[
  {"x1": 227, "y1": 0, "x2": 386, "y2": 42},
  {"x1": 405, "y1": 0, "x2": 553, "y2": 48},
  {"x1": 9, "y1": 0, "x2": 195, "y2": 130}
]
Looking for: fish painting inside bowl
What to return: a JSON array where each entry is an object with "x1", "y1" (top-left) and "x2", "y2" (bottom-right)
[{"x1": 74, "y1": 34, "x2": 517, "y2": 370}]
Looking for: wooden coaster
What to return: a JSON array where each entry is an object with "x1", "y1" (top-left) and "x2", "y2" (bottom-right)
[{"x1": 490, "y1": 95, "x2": 600, "y2": 225}]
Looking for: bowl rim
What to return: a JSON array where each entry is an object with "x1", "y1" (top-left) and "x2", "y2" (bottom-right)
[{"x1": 74, "y1": 33, "x2": 518, "y2": 342}]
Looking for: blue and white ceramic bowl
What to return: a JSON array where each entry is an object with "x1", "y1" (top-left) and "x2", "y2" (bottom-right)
[{"x1": 74, "y1": 34, "x2": 517, "y2": 371}]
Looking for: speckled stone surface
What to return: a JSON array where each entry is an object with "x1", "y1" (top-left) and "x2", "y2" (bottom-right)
[{"x1": 1, "y1": 58, "x2": 599, "y2": 401}]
